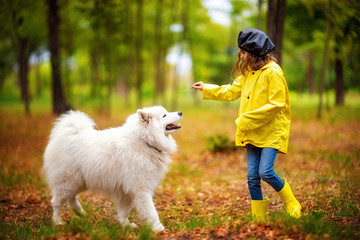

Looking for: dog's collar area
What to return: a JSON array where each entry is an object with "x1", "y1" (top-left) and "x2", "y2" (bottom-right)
[{"x1": 146, "y1": 142, "x2": 162, "y2": 153}]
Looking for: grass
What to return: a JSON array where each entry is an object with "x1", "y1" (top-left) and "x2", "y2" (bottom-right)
[
  {"x1": 0, "y1": 169, "x2": 26, "y2": 194},
  {"x1": 0, "y1": 215, "x2": 133, "y2": 240},
  {"x1": 269, "y1": 211, "x2": 359, "y2": 240},
  {"x1": 0, "y1": 91, "x2": 360, "y2": 239},
  {"x1": 162, "y1": 203, "x2": 236, "y2": 231}
]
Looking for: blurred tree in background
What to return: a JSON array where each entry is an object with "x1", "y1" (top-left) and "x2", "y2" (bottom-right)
[
  {"x1": 47, "y1": 0, "x2": 69, "y2": 114},
  {"x1": 0, "y1": 0, "x2": 46, "y2": 114},
  {"x1": 0, "y1": 0, "x2": 359, "y2": 114},
  {"x1": 267, "y1": 0, "x2": 285, "y2": 66}
]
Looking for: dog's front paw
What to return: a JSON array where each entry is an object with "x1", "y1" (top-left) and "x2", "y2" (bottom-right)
[
  {"x1": 152, "y1": 222, "x2": 165, "y2": 232},
  {"x1": 119, "y1": 218, "x2": 139, "y2": 229},
  {"x1": 129, "y1": 222, "x2": 139, "y2": 228}
]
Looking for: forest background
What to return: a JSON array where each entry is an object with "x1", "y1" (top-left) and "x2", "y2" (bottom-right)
[
  {"x1": 0, "y1": 0, "x2": 360, "y2": 239},
  {"x1": 0, "y1": 0, "x2": 359, "y2": 115}
]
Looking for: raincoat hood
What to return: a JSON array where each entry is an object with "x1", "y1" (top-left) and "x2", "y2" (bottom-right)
[{"x1": 238, "y1": 28, "x2": 275, "y2": 57}]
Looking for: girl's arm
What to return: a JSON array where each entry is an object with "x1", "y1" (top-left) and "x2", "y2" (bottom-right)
[{"x1": 193, "y1": 77, "x2": 242, "y2": 101}]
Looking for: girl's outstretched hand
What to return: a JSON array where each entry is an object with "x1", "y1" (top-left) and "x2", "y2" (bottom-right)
[{"x1": 192, "y1": 82, "x2": 204, "y2": 91}]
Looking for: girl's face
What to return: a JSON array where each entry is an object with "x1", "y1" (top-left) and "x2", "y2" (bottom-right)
[{"x1": 240, "y1": 50, "x2": 248, "y2": 61}]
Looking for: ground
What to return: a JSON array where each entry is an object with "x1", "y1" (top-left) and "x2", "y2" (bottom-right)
[{"x1": 0, "y1": 103, "x2": 359, "y2": 239}]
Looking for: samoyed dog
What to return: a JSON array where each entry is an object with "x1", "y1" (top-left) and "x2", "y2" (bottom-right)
[{"x1": 43, "y1": 106, "x2": 182, "y2": 231}]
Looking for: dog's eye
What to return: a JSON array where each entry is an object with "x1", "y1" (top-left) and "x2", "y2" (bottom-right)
[{"x1": 162, "y1": 114, "x2": 167, "y2": 118}]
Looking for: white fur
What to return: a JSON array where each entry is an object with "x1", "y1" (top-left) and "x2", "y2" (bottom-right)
[{"x1": 43, "y1": 106, "x2": 182, "y2": 231}]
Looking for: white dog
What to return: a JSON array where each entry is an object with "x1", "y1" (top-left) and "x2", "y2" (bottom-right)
[{"x1": 43, "y1": 106, "x2": 182, "y2": 231}]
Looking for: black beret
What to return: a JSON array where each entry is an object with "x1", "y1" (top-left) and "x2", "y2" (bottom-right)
[{"x1": 237, "y1": 28, "x2": 275, "y2": 57}]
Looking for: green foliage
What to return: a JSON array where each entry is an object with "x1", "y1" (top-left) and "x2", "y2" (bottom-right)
[
  {"x1": 0, "y1": 0, "x2": 359, "y2": 114},
  {"x1": 289, "y1": 91, "x2": 360, "y2": 121},
  {"x1": 206, "y1": 134, "x2": 237, "y2": 153}
]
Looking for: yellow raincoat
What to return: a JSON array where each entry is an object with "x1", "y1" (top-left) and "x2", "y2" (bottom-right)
[{"x1": 203, "y1": 61, "x2": 291, "y2": 154}]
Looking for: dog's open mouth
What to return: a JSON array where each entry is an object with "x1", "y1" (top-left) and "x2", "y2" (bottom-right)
[{"x1": 166, "y1": 122, "x2": 182, "y2": 131}]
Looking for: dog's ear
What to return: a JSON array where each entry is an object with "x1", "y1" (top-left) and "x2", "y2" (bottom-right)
[{"x1": 137, "y1": 109, "x2": 151, "y2": 125}]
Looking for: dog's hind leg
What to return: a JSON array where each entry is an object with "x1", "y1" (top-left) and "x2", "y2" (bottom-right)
[
  {"x1": 69, "y1": 195, "x2": 86, "y2": 216},
  {"x1": 133, "y1": 191, "x2": 164, "y2": 231},
  {"x1": 115, "y1": 193, "x2": 137, "y2": 228}
]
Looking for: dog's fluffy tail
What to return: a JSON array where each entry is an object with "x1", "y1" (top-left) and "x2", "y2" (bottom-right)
[{"x1": 50, "y1": 110, "x2": 96, "y2": 140}]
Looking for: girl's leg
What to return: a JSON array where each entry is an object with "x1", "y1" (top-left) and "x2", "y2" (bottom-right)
[
  {"x1": 257, "y1": 148, "x2": 301, "y2": 218},
  {"x1": 246, "y1": 145, "x2": 263, "y2": 200},
  {"x1": 258, "y1": 147, "x2": 285, "y2": 191}
]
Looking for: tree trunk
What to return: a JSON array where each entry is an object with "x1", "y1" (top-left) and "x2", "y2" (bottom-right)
[
  {"x1": 48, "y1": 0, "x2": 69, "y2": 114},
  {"x1": 274, "y1": 0, "x2": 285, "y2": 66},
  {"x1": 135, "y1": 0, "x2": 143, "y2": 108},
  {"x1": 186, "y1": 8, "x2": 198, "y2": 105},
  {"x1": 266, "y1": 0, "x2": 276, "y2": 40},
  {"x1": 306, "y1": 52, "x2": 315, "y2": 95},
  {"x1": 35, "y1": 51, "x2": 42, "y2": 97},
  {"x1": 17, "y1": 38, "x2": 30, "y2": 114},
  {"x1": 257, "y1": 0, "x2": 263, "y2": 30},
  {"x1": 335, "y1": 46, "x2": 344, "y2": 105},
  {"x1": 266, "y1": 0, "x2": 286, "y2": 66},
  {"x1": 63, "y1": 30, "x2": 74, "y2": 102},
  {"x1": 102, "y1": 43, "x2": 113, "y2": 116},
  {"x1": 121, "y1": 0, "x2": 132, "y2": 105},
  {"x1": 11, "y1": 13, "x2": 32, "y2": 114},
  {"x1": 162, "y1": 0, "x2": 178, "y2": 108},
  {"x1": 172, "y1": 0, "x2": 189, "y2": 111},
  {"x1": 154, "y1": 0, "x2": 164, "y2": 105},
  {"x1": 90, "y1": 43, "x2": 100, "y2": 99},
  {"x1": 171, "y1": 46, "x2": 181, "y2": 111},
  {"x1": 317, "y1": 0, "x2": 332, "y2": 119}
]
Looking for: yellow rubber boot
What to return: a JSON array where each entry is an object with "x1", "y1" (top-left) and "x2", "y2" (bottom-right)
[
  {"x1": 251, "y1": 197, "x2": 269, "y2": 220},
  {"x1": 278, "y1": 178, "x2": 301, "y2": 218}
]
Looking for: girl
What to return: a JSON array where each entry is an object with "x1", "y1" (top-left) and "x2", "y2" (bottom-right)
[{"x1": 192, "y1": 28, "x2": 301, "y2": 219}]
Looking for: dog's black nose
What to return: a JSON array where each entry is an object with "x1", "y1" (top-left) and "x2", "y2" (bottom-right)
[{"x1": 178, "y1": 112, "x2": 182, "y2": 117}]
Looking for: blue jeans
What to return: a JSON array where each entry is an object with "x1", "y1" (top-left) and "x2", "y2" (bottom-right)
[{"x1": 246, "y1": 144, "x2": 285, "y2": 200}]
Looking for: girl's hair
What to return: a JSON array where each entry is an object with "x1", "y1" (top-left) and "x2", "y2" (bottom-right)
[{"x1": 231, "y1": 49, "x2": 277, "y2": 79}]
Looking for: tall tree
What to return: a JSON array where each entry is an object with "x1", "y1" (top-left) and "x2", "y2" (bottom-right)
[
  {"x1": 344, "y1": 0, "x2": 360, "y2": 92},
  {"x1": 257, "y1": 0, "x2": 263, "y2": 29},
  {"x1": 60, "y1": 0, "x2": 80, "y2": 103},
  {"x1": 135, "y1": 0, "x2": 144, "y2": 108},
  {"x1": 267, "y1": 0, "x2": 275, "y2": 41},
  {"x1": 77, "y1": 0, "x2": 131, "y2": 113},
  {"x1": 334, "y1": 45, "x2": 344, "y2": 105},
  {"x1": 285, "y1": 0, "x2": 324, "y2": 94},
  {"x1": 267, "y1": 0, "x2": 286, "y2": 66},
  {"x1": 171, "y1": 0, "x2": 189, "y2": 111},
  {"x1": 0, "y1": 43, "x2": 13, "y2": 90},
  {"x1": 16, "y1": 32, "x2": 31, "y2": 114},
  {"x1": 153, "y1": 0, "x2": 164, "y2": 105},
  {"x1": 3, "y1": 0, "x2": 46, "y2": 114},
  {"x1": 305, "y1": 52, "x2": 315, "y2": 95},
  {"x1": 119, "y1": 0, "x2": 134, "y2": 105},
  {"x1": 331, "y1": 0, "x2": 359, "y2": 106},
  {"x1": 317, "y1": 0, "x2": 332, "y2": 119},
  {"x1": 47, "y1": 0, "x2": 69, "y2": 114}
]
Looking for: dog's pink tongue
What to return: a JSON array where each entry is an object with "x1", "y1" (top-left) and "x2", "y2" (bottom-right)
[
  {"x1": 166, "y1": 124, "x2": 175, "y2": 130},
  {"x1": 166, "y1": 123, "x2": 181, "y2": 130}
]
